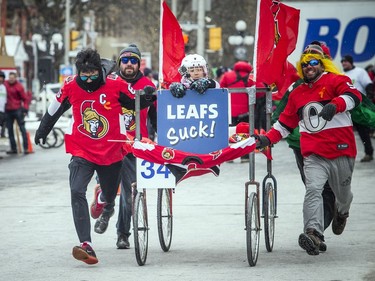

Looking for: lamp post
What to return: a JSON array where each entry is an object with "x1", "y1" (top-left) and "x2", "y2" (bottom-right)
[
  {"x1": 31, "y1": 33, "x2": 42, "y2": 97},
  {"x1": 64, "y1": 0, "x2": 71, "y2": 66},
  {"x1": 228, "y1": 20, "x2": 254, "y2": 61}
]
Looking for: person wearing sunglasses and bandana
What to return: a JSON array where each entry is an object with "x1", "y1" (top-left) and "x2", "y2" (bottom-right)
[
  {"x1": 254, "y1": 44, "x2": 362, "y2": 256},
  {"x1": 89, "y1": 44, "x2": 157, "y2": 250},
  {"x1": 34, "y1": 48, "x2": 155, "y2": 265}
]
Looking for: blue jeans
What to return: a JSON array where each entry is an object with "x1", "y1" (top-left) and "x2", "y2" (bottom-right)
[{"x1": 6, "y1": 109, "x2": 28, "y2": 151}]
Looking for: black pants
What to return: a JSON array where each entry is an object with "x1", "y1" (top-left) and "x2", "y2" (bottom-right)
[
  {"x1": 6, "y1": 109, "x2": 28, "y2": 151},
  {"x1": 116, "y1": 153, "x2": 136, "y2": 237},
  {"x1": 230, "y1": 96, "x2": 267, "y2": 131},
  {"x1": 69, "y1": 156, "x2": 122, "y2": 243},
  {"x1": 0, "y1": 112, "x2": 6, "y2": 137},
  {"x1": 353, "y1": 121, "x2": 373, "y2": 156},
  {"x1": 292, "y1": 148, "x2": 336, "y2": 230}
]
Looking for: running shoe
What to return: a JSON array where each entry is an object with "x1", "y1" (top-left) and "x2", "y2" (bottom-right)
[{"x1": 72, "y1": 242, "x2": 98, "y2": 264}]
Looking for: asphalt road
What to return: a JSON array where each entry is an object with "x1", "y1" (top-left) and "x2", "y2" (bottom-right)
[{"x1": 0, "y1": 124, "x2": 374, "y2": 281}]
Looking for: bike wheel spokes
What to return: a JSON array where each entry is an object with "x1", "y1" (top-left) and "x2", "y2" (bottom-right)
[
  {"x1": 246, "y1": 192, "x2": 260, "y2": 267},
  {"x1": 133, "y1": 192, "x2": 148, "y2": 266},
  {"x1": 53, "y1": 128, "x2": 65, "y2": 148},
  {"x1": 264, "y1": 182, "x2": 276, "y2": 252},
  {"x1": 157, "y1": 188, "x2": 173, "y2": 252},
  {"x1": 39, "y1": 130, "x2": 57, "y2": 149}
]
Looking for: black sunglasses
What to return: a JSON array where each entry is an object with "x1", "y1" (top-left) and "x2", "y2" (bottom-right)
[
  {"x1": 121, "y1": 57, "x2": 138, "y2": 65},
  {"x1": 301, "y1": 59, "x2": 320, "y2": 68},
  {"x1": 80, "y1": 74, "x2": 99, "y2": 81}
]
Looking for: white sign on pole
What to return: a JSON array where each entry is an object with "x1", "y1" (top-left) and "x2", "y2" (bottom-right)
[{"x1": 136, "y1": 158, "x2": 176, "y2": 189}]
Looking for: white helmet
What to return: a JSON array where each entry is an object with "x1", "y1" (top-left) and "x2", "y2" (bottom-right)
[{"x1": 179, "y1": 54, "x2": 208, "y2": 77}]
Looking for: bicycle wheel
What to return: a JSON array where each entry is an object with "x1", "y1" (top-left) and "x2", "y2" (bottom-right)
[
  {"x1": 264, "y1": 182, "x2": 276, "y2": 252},
  {"x1": 157, "y1": 188, "x2": 173, "y2": 252},
  {"x1": 53, "y1": 128, "x2": 65, "y2": 148},
  {"x1": 246, "y1": 192, "x2": 260, "y2": 267},
  {"x1": 39, "y1": 129, "x2": 58, "y2": 149},
  {"x1": 133, "y1": 191, "x2": 148, "y2": 266}
]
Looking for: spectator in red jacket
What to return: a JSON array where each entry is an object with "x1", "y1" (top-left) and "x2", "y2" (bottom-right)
[
  {"x1": 4, "y1": 72, "x2": 29, "y2": 154},
  {"x1": 220, "y1": 61, "x2": 256, "y2": 126}
]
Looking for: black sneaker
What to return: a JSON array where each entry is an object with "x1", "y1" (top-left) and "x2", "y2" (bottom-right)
[
  {"x1": 360, "y1": 155, "x2": 373, "y2": 162},
  {"x1": 72, "y1": 242, "x2": 98, "y2": 264},
  {"x1": 116, "y1": 234, "x2": 130, "y2": 249},
  {"x1": 94, "y1": 208, "x2": 115, "y2": 234},
  {"x1": 6, "y1": 150, "x2": 17, "y2": 155},
  {"x1": 298, "y1": 228, "x2": 326, "y2": 255},
  {"x1": 332, "y1": 209, "x2": 349, "y2": 235}
]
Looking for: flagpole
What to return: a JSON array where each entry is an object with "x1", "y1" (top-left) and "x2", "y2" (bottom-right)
[
  {"x1": 253, "y1": 0, "x2": 261, "y2": 82},
  {"x1": 158, "y1": 0, "x2": 163, "y2": 90}
]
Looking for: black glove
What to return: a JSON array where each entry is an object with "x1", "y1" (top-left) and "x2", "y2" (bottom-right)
[
  {"x1": 21, "y1": 107, "x2": 28, "y2": 116},
  {"x1": 143, "y1": 85, "x2": 156, "y2": 101},
  {"x1": 318, "y1": 103, "x2": 337, "y2": 121},
  {"x1": 34, "y1": 129, "x2": 48, "y2": 145},
  {"x1": 252, "y1": 134, "x2": 270, "y2": 149},
  {"x1": 169, "y1": 82, "x2": 186, "y2": 98},
  {"x1": 190, "y1": 78, "x2": 210, "y2": 94}
]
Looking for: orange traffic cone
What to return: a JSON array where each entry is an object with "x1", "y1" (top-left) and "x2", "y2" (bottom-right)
[{"x1": 26, "y1": 132, "x2": 34, "y2": 153}]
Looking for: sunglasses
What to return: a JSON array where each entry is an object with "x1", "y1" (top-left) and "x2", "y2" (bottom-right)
[
  {"x1": 80, "y1": 74, "x2": 99, "y2": 81},
  {"x1": 301, "y1": 59, "x2": 320, "y2": 68},
  {"x1": 121, "y1": 57, "x2": 138, "y2": 65}
]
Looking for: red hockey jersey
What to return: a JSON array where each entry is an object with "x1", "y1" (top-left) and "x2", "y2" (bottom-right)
[
  {"x1": 57, "y1": 74, "x2": 134, "y2": 165},
  {"x1": 122, "y1": 75, "x2": 155, "y2": 138},
  {"x1": 275, "y1": 72, "x2": 362, "y2": 159}
]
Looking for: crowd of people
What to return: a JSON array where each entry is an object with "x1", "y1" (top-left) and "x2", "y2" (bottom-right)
[{"x1": 1, "y1": 36, "x2": 372, "y2": 265}]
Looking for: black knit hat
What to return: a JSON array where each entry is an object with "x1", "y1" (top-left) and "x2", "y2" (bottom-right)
[
  {"x1": 118, "y1": 44, "x2": 141, "y2": 65},
  {"x1": 341, "y1": 55, "x2": 353, "y2": 65}
]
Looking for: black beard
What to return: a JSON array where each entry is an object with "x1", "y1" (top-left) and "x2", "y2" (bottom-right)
[{"x1": 118, "y1": 70, "x2": 143, "y2": 84}]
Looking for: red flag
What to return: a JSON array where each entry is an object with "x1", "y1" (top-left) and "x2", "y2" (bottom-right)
[
  {"x1": 254, "y1": 0, "x2": 300, "y2": 86},
  {"x1": 160, "y1": 1, "x2": 185, "y2": 89},
  {"x1": 272, "y1": 60, "x2": 300, "y2": 100}
]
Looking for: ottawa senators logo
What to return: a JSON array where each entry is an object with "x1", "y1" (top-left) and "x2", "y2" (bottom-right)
[
  {"x1": 78, "y1": 101, "x2": 109, "y2": 138},
  {"x1": 209, "y1": 150, "x2": 222, "y2": 160},
  {"x1": 162, "y1": 147, "x2": 175, "y2": 161},
  {"x1": 122, "y1": 107, "x2": 136, "y2": 132}
]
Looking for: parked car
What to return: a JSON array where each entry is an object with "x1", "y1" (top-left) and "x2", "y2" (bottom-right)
[{"x1": 35, "y1": 83, "x2": 72, "y2": 119}]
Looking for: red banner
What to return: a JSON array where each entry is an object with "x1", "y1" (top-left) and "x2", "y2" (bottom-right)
[
  {"x1": 255, "y1": 0, "x2": 300, "y2": 86},
  {"x1": 161, "y1": 1, "x2": 185, "y2": 88}
]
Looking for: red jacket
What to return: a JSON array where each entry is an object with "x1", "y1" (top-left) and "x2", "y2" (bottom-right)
[
  {"x1": 4, "y1": 80, "x2": 29, "y2": 111},
  {"x1": 220, "y1": 61, "x2": 255, "y2": 117}
]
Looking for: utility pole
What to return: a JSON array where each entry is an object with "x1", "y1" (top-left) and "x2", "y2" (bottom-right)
[
  {"x1": 196, "y1": 0, "x2": 205, "y2": 56},
  {"x1": 64, "y1": 0, "x2": 70, "y2": 65}
]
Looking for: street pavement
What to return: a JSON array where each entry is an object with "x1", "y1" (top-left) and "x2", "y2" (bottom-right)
[{"x1": 0, "y1": 118, "x2": 374, "y2": 281}]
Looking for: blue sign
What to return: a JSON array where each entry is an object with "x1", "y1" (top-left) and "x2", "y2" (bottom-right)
[
  {"x1": 303, "y1": 17, "x2": 375, "y2": 62},
  {"x1": 157, "y1": 88, "x2": 229, "y2": 154}
]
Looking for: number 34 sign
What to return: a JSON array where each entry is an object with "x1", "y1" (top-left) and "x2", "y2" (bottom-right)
[{"x1": 136, "y1": 159, "x2": 176, "y2": 189}]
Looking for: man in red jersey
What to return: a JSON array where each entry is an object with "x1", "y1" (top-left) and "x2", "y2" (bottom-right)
[
  {"x1": 34, "y1": 48, "x2": 155, "y2": 265},
  {"x1": 255, "y1": 44, "x2": 362, "y2": 256},
  {"x1": 90, "y1": 44, "x2": 157, "y2": 249}
]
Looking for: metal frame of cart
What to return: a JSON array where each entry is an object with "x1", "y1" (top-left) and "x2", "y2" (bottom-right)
[{"x1": 132, "y1": 87, "x2": 278, "y2": 267}]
